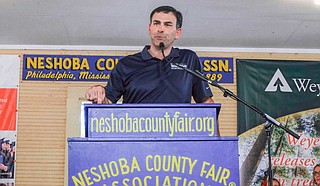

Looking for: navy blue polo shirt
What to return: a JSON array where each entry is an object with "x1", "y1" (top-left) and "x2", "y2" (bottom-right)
[{"x1": 106, "y1": 45, "x2": 213, "y2": 103}]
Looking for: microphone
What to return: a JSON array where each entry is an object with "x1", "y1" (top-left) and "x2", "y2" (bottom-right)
[{"x1": 159, "y1": 42, "x2": 165, "y2": 59}]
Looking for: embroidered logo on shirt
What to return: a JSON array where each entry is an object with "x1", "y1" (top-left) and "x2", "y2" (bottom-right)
[{"x1": 171, "y1": 63, "x2": 186, "y2": 70}]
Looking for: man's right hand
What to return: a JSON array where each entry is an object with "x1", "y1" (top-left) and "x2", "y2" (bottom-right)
[
  {"x1": 85, "y1": 85, "x2": 111, "y2": 104},
  {"x1": 0, "y1": 164, "x2": 7, "y2": 171}
]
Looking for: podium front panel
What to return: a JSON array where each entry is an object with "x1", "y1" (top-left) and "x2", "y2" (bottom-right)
[{"x1": 68, "y1": 137, "x2": 239, "y2": 186}]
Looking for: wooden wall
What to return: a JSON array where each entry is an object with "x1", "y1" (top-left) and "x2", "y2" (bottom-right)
[{"x1": 1, "y1": 48, "x2": 319, "y2": 185}]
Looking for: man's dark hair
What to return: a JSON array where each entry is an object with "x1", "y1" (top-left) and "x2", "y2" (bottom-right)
[
  {"x1": 314, "y1": 164, "x2": 320, "y2": 172},
  {"x1": 150, "y1": 5, "x2": 183, "y2": 29}
]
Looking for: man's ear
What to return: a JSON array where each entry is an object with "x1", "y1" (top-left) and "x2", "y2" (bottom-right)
[
  {"x1": 148, "y1": 24, "x2": 152, "y2": 36},
  {"x1": 175, "y1": 28, "x2": 182, "y2": 40}
]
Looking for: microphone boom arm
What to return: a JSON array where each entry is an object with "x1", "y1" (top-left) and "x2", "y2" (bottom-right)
[{"x1": 173, "y1": 63, "x2": 300, "y2": 140}]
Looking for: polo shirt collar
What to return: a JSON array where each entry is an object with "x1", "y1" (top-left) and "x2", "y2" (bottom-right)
[{"x1": 141, "y1": 45, "x2": 180, "y2": 61}]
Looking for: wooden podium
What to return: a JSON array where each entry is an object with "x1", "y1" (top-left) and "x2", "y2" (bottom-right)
[{"x1": 68, "y1": 104, "x2": 239, "y2": 186}]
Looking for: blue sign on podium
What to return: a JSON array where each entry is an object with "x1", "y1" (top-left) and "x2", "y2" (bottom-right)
[
  {"x1": 84, "y1": 104, "x2": 221, "y2": 138},
  {"x1": 68, "y1": 104, "x2": 240, "y2": 186},
  {"x1": 68, "y1": 137, "x2": 239, "y2": 186}
]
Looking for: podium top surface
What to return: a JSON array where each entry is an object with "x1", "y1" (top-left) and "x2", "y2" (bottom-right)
[
  {"x1": 68, "y1": 136, "x2": 238, "y2": 142},
  {"x1": 83, "y1": 103, "x2": 221, "y2": 109}
]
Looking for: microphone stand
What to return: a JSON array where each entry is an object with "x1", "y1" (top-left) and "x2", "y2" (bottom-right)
[{"x1": 173, "y1": 62, "x2": 300, "y2": 186}]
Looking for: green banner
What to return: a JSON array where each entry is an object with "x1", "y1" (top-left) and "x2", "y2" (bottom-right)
[
  {"x1": 237, "y1": 59, "x2": 320, "y2": 185},
  {"x1": 237, "y1": 59, "x2": 320, "y2": 134}
]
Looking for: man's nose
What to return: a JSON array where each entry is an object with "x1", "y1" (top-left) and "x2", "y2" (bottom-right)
[{"x1": 157, "y1": 24, "x2": 164, "y2": 32}]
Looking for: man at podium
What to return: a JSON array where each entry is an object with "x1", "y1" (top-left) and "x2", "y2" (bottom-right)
[{"x1": 85, "y1": 5, "x2": 214, "y2": 104}]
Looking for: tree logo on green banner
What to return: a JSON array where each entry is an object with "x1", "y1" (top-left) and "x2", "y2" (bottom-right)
[{"x1": 265, "y1": 68, "x2": 293, "y2": 92}]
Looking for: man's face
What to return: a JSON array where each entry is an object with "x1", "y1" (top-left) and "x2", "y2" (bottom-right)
[
  {"x1": 314, "y1": 166, "x2": 320, "y2": 184},
  {"x1": 148, "y1": 12, "x2": 182, "y2": 49}
]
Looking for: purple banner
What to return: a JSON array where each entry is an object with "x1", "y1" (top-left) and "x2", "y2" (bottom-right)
[
  {"x1": 199, "y1": 57, "x2": 234, "y2": 83},
  {"x1": 84, "y1": 104, "x2": 221, "y2": 138},
  {"x1": 68, "y1": 137, "x2": 239, "y2": 186},
  {"x1": 22, "y1": 55, "x2": 234, "y2": 83}
]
